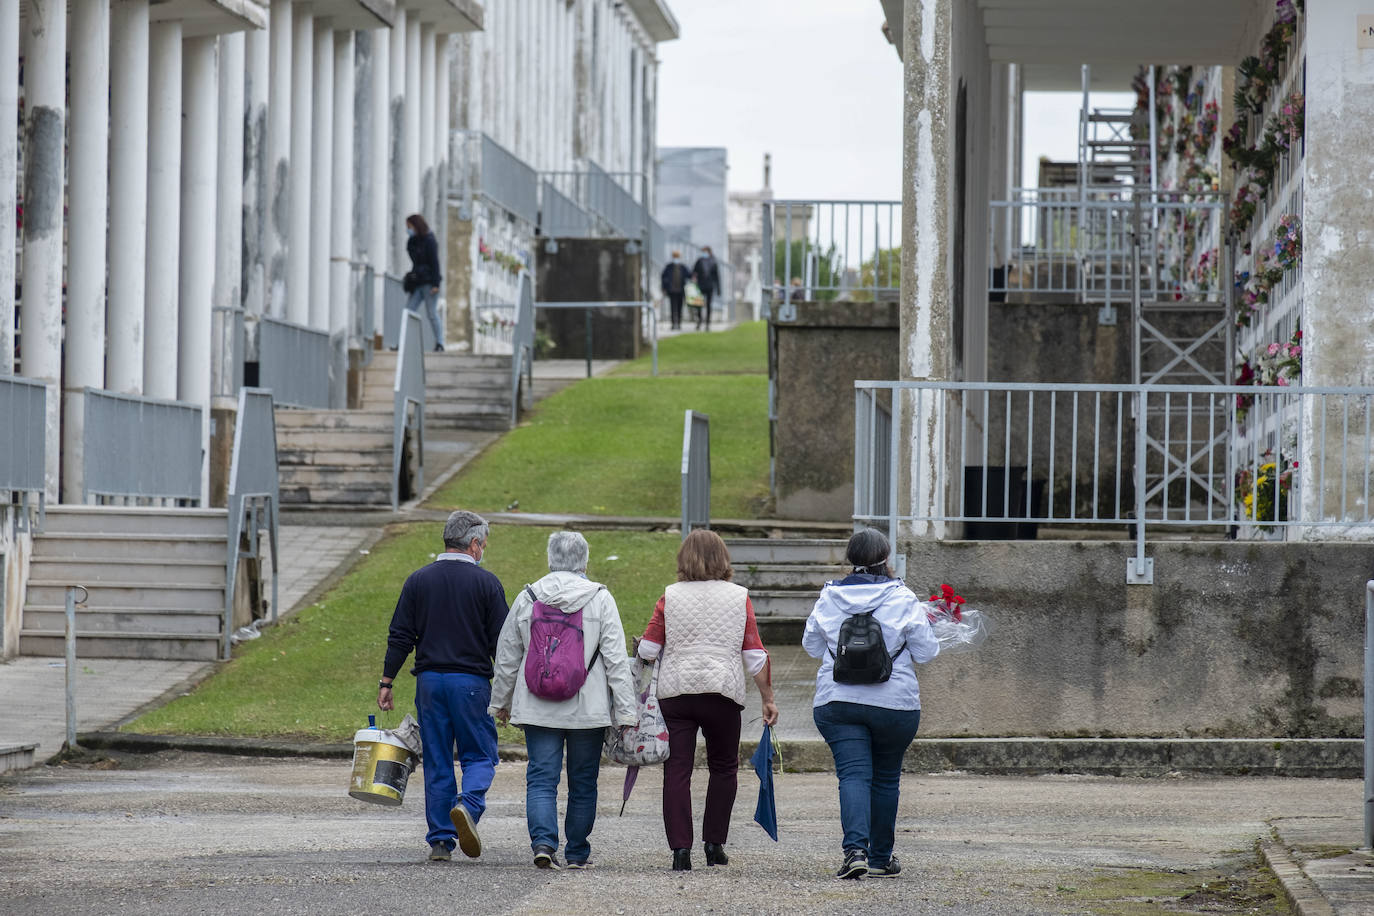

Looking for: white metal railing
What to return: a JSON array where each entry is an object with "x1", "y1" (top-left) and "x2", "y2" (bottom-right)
[
  {"x1": 0, "y1": 374, "x2": 46, "y2": 531},
  {"x1": 258, "y1": 315, "x2": 330, "y2": 409},
  {"x1": 82, "y1": 388, "x2": 203, "y2": 505},
  {"x1": 762, "y1": 199, "x2": 902, "y2": 319},
  {"x1": 391, "y1": 309, "x2": 426, "y2": 510},
  {"x1": 224, "y1": 387, "x2": 279, "y2": 660},
  {"x1": 681, "y1": 409, "x2": 710, "y2": 539},
  {"x1": 855, "y1": 381, "x2": 1374, "y2": 583}
]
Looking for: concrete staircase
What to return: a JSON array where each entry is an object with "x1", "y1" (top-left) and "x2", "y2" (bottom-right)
[
  {"x1": 19, "y1": 506, "x2": 227, "y2": 661},
  {"x1": 726, "y1": 538, "x2": 848, "y2": 643},
  {"x1": 363, "y1": 350, "x2": 513, "y2": 431},
  {"x1": 275, "y1": 406, "x2": 398, "y2": 506}
]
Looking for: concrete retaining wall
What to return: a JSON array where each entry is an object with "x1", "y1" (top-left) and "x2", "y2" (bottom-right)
[
  {"x1": 899, "y1": 539, "x2": 1374, "y2": 738},
  {"x1": 535, "y1": 239, "x2": 644, "y2": 360}
]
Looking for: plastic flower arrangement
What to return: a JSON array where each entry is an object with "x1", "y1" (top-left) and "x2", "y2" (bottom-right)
[
  {"x1": 1193, "y1": 101, "x2": 1219, "y2": 155},
  {"x1": 1273, "y1": 214, "x2": 1301, "y2": 271},
  {"x1": 922, "y1": 584, "x2": 991, "y2": 654},
  {"x1": 1236, "y1": 451, "x2": 1295, "y2": 530},
  {"x1": 1272, "y1": 92, "x2": 1304, "y2": 149}
]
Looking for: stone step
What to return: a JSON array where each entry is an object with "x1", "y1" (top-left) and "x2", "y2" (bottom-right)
[
  {"x1": 368, "y1": 351, "x2": 511, "y2": 371},
  {"x1": 273, "y1": 408, "x2": 393, "y2": 431},
  {"x1": 22, "y1": 605, "x2": 223, "y2": 636},
  {"x1": 277, "y1": 446, "x2": 393, "y2": 467},
  {"x1": 274, "y1": 428, "x2": 393, "y2": 449},
  {"x1": 732, "y1": 563, "x2": 844, "y2": 591},
  {"x1": 361, "y1": 380, "x2": 510, "y2": 401},
  {"x1": 28, "y1": 557, "x2": 226, "y2": 587},
  {"x1": 0, "y1": 743, "x2": 37, "y2": 773},
  {"x1": 25, "y1": 581, "x2": 225, "y2": 612},
  {"x1": 425, "y1": 401, "x2": 511, "y2": 419},
  {"x1": 39, "y1": 506, "x2": 228, "y2": 537},
  {"x1": 277, "y1": 465, "x2": 393, "y2": 488},
  {"x1": 32, "y1": 533, "x2": 226, "y2": 562},
  {"x1": 746, "y1": 590, "x2": 820, "y2": 618},
  {"x1": 724, "y1": 538, "x2": 848, "y2": 565},
  {"x1": 363, "y1": 368, "x2": 509, "y2": 387},
  {"x1": 18, "y1": 631, "x2": 221, "y2": 661},
  {"x1": 424, "y1": 413, "x2": 513, "y2": 432},
  {"x1": 279, "y1": 483, "x2": 392, "y2": 506}
]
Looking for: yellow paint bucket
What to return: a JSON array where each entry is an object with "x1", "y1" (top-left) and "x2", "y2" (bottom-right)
[{"x1": 348, "y1": 727, "x2": 416, "y2": 807}]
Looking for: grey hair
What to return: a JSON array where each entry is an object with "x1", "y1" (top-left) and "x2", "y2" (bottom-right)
[
  {"x1": 846, "y1": 527, "x2": 890, "y2": 574},
  {"x1": 547, "y1": 530, "x2": 589, "y2": 573},
  {"x1": 443, "y1": 510, "x2": 490, "y2": 550}
]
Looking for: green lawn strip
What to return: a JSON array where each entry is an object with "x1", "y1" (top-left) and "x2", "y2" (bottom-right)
[
  {"x1": 610, "y1": 320, "x2": 767, "y2": 377},
  {"x1": 126, "y1": 523, "x2": 679, "y2": 741},
  {"x1": 429, "y1": 374, "x2": 769, "y2": 518}
]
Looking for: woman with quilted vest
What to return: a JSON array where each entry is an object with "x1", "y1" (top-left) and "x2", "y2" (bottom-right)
[
  {"x1": 637, "y1": 529, "x2": 779, "y2": 872},
  {"x1": 803, "y1": 527, "x2": 940, "y2": 881}
]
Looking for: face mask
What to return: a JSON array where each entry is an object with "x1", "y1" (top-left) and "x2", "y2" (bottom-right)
[{"x1": 407, "y1": 226, "x2": 416, "y2": 237}]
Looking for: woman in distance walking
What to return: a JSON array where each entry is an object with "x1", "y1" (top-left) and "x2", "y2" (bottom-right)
[
  {"x1": 403, "y1": 213, "x2": 444, "y2": 351},
  {"x1": 637, "y1": 529, "x2": 778, "y2": 872},
  {"x1": 803, "y1": 527, "x2": 939, "y2": 880}
]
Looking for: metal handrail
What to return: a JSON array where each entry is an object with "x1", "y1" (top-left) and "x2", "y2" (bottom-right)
[
  {"x1": 391, "y1": 309, "x2": 426, "y2": 510},
  {"x1": 258, "y1": 314, "x2": 330, "y2": 408},
  {"x1": 0, "y1": 374, "x2": 47, "y2": 531},
  {"x1": 224, "y1": 387, "x2": 280, "y2": 660},
  {"x1": 534, "y1": 300, "x2": 658, "y2": 378},
  {"x1": 854, "y1": 380, "x2": 1374, "y2": 583},
  {"x1": 82, "y1": 387, "x2": 203, "y2": 505},
  {"x1": 680, "y1": 409, "x2": 710, "y2": 540},
  {"x1": 762, "y1": 199, "x2": 902, "y2": 316},
  {"x1": 510, "y1": 272, "x2": 535, "y2": 427}
]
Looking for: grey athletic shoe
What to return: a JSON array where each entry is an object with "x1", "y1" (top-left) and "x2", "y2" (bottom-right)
[
  {"x1": 533, "y1": 845, "x2": 561, "y2": 870},
  {"x1": 428, "y1": 842, "x2": 452, "y2": 862},
  {"x1": 451, "y1": 804, "x2": 482, "y2": 858},
  {"x1": 868, "y1": 855, "x2": 902, "y2": 878},
  {"x1": 836, "y1": 848, "x2": 868, "y2": 880}
]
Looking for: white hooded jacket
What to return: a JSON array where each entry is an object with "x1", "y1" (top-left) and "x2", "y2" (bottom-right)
[
  {"x1": 489, "y1": 571, "x2": 638, "y2": 729},
  {"x1": 802, "y1": 576, "x2": 940, "y2": 711}
]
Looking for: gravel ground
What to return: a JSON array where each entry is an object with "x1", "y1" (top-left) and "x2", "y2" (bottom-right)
[{"x1": 0, "y1": 752, "x2": 1358, "y2": 915}]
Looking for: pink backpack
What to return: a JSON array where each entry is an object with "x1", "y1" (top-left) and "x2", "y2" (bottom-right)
[{"x1": 522, "y1": 585, "x2": 604, "y2": 702}]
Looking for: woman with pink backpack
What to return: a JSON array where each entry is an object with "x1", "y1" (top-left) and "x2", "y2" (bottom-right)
[{"x1": 489, "y1": 531, "x2": 639, "y2": 869}]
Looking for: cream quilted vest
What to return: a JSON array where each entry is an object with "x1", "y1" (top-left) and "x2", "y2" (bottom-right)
[{"x1": 656, "y1": 580, "x2": 749, "y2": 707}]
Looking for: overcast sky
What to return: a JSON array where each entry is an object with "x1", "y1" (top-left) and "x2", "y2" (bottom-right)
[{"x1": 655, "y1": 1, "x2": 1134, "y2": 200}]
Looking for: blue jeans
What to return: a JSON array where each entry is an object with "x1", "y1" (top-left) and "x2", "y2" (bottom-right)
[
  {"x1": 405, "y1": 285, "x2": 443, "y2": 346},
  {"x1": 415, "y1": 671, "x2": 499, "y2": 848},
  {"x1": 812, "y1": 701, "x2": 921, "y2": 863},
  {"x1": 523, "y1": 725, "x2": 604, "y2": 862}
]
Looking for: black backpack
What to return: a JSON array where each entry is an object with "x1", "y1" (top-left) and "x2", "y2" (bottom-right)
[{"x1": 830, "y1": 610, "x2": 900, "y2": 685}]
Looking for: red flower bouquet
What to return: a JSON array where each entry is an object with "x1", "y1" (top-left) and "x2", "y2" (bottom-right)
[{"x1": 923, "y1": 583, "x2": 992, "y2": 653}]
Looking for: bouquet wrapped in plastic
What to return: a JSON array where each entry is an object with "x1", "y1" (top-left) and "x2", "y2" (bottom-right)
[{"x1": 922, "y1": 583, "x2": 992, "y2": 653}]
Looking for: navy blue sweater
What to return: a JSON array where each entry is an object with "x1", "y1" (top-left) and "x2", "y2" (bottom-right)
[{"x1": 383, "y1": 559, "x2": 510, "y2": 680}]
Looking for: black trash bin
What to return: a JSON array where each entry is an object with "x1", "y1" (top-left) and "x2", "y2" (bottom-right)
[{"x1": 963, "y1": 466, "x2": 1045, "y2": 540}]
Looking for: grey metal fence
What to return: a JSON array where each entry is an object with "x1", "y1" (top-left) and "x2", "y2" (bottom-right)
[
  {"x1": 586, "y1": 162, "x2": 646, "y2": 240},
  {"x1": 82, "y1": 388, "x2": 202, "y2": 505},
  {"x1": 391, "y1": 309, "x2": 426, "y2": 510},
  {"x1": 854, "y1": 381, "x2": 1374, "y2": 583},
  {"x1": 451, "y1": 130, "x2": 539, "y2": 225},
  {"x1": 540, "y1": 180, "x2": 597, "y2": 238},
  {"x1": 211, "y1": 306, "x2": 245, "y2": 398},
  {"x1": 224, "y1": 387, "x2": 280, "y2": 660},
  {"x1": 681, "y1": 409, "x2": 710, "y2": 539},
  {"x1": 382, "y1": 272, "x2": 436, "y2": 352},
  {"x1": 762, "y1": 199, "x2": 902, "y2": 318},
  {"x1": 0, "y1": 374, "x2": 47, "y2": 530},
  {"x1": 258, "y1": 315, "x2": 330, "y2": 409}
]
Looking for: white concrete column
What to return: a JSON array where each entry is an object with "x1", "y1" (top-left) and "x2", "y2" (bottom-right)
[
  {"x1": 243, "y1": 28, "x2": 270, "y2": 317},
  {"x1": 389, "y1": 6, "x2": 407, "y2": 273},
  {"x1": 20, "y1": 0, "x2": 66, "y2": 497},
  {"x1": 0, "y1": 0, "x2": 18, "y2": 377},
  {"x1": 64, "y1": 0, "x2": 111, "y2": 501},
  {"x1": 419, "y1": 23, "x2": 435, "y2": 223},
  {"x1": 180, "y1": 35, "x2": 218, "y2": 500},
  {"x1": 898, "y1": 0, "x2": 952, "y2": 540},
  {"x1": 369, "y1": 27, "x2": 389, "y2": 333},
  {"x1": 266, "y1": 0, "x2": 293, "y2": 318},
  {"x1": 145, "y1": 21, "x2": 183, "y2": 400},
  {"x1": 309, "y1": 19, "x2": 333, "y2": 331},
  {"x1": 434, "y1": 34, "x2": 449, "y2": 294},
  {"x1": 1300, "y1": 0, "x2": 1374, "y2": 533},
  {"x1": 108, "y1": 0, "x2": 150, "y2": 394},
  {"x1": 403, "y1": 14, "x2": 421, "y2": 218},
  {"x1": 328, "y1": 28, "x2": 352, "y2": 408},
  {"x1": 215, "y1": 32, "x2": 245, "y2": 393},
  {"x1": 288, "y1": 2, "x2": 313, "y2": 325}
]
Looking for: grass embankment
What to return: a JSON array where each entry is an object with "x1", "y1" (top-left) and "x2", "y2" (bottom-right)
[
  {"x1": 129, "y1": 321, "x2": 769, "y2": 741},
  {"x1": 430, "y1": 321, "x2": 769, "y2": 518},
  {"x1": 129, "y1": 524, "x2": 679, "y2": 740}
]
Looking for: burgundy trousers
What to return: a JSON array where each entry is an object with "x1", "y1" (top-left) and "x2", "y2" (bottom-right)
[{"x1": 659, "y1": 692, "x2": 742, "y2": 849}]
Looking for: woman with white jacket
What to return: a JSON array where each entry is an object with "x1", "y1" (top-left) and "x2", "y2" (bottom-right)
[
  {"x1": 803, "y1": 528, "x2": 940, "y2": 881},
  {"x1": 489, "y1": 531, "x2": 638, "y2": 870}
]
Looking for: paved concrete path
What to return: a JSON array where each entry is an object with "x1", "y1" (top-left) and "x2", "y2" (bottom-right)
[{"x1": 0, "y1": 755, "x2": 1361, "y2": 915}]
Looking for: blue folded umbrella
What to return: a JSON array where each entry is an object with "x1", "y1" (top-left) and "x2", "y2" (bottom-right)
[{"x1": 751, "y1": 724, "x2": 778, "y2": 841}]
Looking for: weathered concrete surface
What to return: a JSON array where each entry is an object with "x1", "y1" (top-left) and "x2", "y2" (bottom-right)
[
  {"x1": 444, "y1": 203, "x2": 474, "y2": 348},
  {"x1": 0, "y1": 507, "x2": 34, "y2": 658},
  {"x1": 535, "y1": 238, "x2": 643, "y2": 360},
  {"x1": 772, "y1": 300, "x2": 900, "y2": 521},
  {"x1": 0, "y1": 754, "x2": 1359, "y2": 915},
  {"x1": 901, "y1": 539, "x2": 1374, "y2": 737}
]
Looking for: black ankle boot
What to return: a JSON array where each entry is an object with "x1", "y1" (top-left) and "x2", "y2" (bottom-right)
[
  {"x1": 671, "y1": 848, "x2": 692, "y2": 871},
  {"x1": 703, "y1": 842, "x2": 728, "y2": 866}
]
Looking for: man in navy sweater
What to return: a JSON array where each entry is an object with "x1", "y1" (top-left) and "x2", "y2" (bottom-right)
[{"x1": 379, "y1": 510, "x2": 510, "y2": 862}]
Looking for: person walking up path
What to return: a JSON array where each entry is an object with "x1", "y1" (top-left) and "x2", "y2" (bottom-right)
[
  {"x1": 489, "y1": 531, "x2": 638, "y2": 870},
  {"x1": 803, "y1": 527, "x2": 940, "y2": 880},
  {"x1": 378, "y1": 509, "x2": 509, "y2": 862},
  {"x1": 661, "y1": 252, "x2": 691, "y2": 331},
  {"x1": 691, "y1": 247, "x2": 721, "y2": 331},
  {"x1": 403, "y1": 213, "x2": 444, "y2": 350}
]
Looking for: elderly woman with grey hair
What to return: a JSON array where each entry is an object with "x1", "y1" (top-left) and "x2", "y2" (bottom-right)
[{"x1": 489, "y1": 531, "x2": 638, "y2": 870}]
